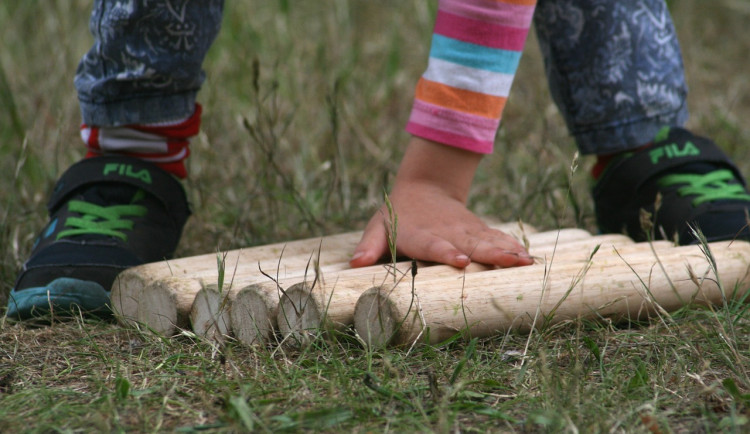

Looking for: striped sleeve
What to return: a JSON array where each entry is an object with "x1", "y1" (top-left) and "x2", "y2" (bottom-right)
[{"x1": 406, "y1": 0, "x2": 537, "y2": 154}]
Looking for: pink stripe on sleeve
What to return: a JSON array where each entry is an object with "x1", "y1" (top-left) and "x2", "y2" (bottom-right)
[
  {"x1": 439, "y1": 0, "x2": 536, "y2": 28},
  {"x1": 406, "y1": 100, "x2": 499, "y2": 154},
  {"x1": 434, "y1": 10, "x2": 529, "y2": 51},
  {"x1": 407, "y1": 123, "x2": 495, "y2": 154}
]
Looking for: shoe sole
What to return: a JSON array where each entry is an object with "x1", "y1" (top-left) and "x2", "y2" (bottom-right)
[{"x1": 6, "y1": 277, "x2": 111, "y2": 320}]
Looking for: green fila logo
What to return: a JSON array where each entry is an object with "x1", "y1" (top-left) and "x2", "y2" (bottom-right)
[
  {"x1": 649, "y1": 141, "x2": 700, "y2": 164},
  {"x1": 103, "y1": 163, "x2": 152, "y2": 184}
]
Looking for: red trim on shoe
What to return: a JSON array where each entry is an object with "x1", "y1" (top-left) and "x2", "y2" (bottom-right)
[
  {"x1": 591, "y1": 154, "x2": 615, "y2": 180},
  {"x1": 591, "y1": 142, "x2": 653, "y2": 180}
]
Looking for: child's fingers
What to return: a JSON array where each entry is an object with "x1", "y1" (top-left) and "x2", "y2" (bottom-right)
[
  {"x1": 401, "y1": 230, "x2": 531, "y2": 268},
  {"x1": 461, "y1": 241, "x2": 533, "y2": 268},
  {"x1": 456, "y1": 230, "x2": 533, "y2": 267},
  {"x1": 350, "y1": 216, "x2": 389, "y2": 268},
  {"x1": 401, "y1": 233, "x2": 472, "y2": 268}
]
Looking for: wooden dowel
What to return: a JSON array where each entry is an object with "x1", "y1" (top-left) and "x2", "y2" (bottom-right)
[
  {"x1": 231, "y1": 223, "x2": 552, "y2": 345},
  {"x1": 276, "y1": 261, "x2": 487, "y2": 345},
  {"x1": 137, "y1": 276, "x2": 199, "y2": 334},
  {"x1": 274, "y1": 229, "x2": 622, "y2": 344},
  {"x1": 353, "y1": 241, "x2": 750, "y2": 347},
  {"x1": 229, "y1": 281, "x2": 282, "y2": 346},
  {"x1": 524, "y1": 228, "x2": 591, "y2": 247},
  {"x1": 111, "y1": 230, "x2": 365, "y2": 324},
  {"x1": 112, "y1": 221, "x2": 533, "y2": 331},
  {"x1": 529, "y1": 233, "x2": 633, "y2": 263},
  {"x1": 189, "y1": 262, "x2": 351, "y2": 341},
  {"x1": 190, "y1": 284, "x2": 232, "y2": 343},
  {"x1": 142, "y1": 261, "x2": 350, "y2": 337}
]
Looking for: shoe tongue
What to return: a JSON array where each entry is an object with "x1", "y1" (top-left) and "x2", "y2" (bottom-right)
[{"x1": 79, "y1": 183, "x2": 142, "y2": 206}]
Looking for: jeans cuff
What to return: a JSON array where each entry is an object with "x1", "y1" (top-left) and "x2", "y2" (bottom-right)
[
  {"x1": 79, "y1": 91, "x2": 198, "y2": 127},
  {"x1": 573, "y1": 105, "x2": 689, "y2": 155}
]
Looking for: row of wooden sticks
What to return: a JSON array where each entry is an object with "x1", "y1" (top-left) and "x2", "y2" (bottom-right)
[{"x1": 111, "y1": 222, "x2": 750, "y2": 347}]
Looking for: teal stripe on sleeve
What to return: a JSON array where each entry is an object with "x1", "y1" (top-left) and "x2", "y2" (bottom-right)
[{"x1": 429, "y1": 34, "x2": 521, "y2": 75}]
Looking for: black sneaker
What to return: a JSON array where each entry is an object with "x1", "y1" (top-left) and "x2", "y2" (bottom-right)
[
  {"x1": 594, "y1": 127, "x2": 750, "y2": 243},
  {"x1": 6, "y1": 156, "x2": 191, "y2": 320}
]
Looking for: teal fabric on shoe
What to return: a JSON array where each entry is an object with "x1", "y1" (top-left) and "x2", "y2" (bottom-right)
[{"x1": 6, "y1": 278, "x2": 110, "y2": 319}]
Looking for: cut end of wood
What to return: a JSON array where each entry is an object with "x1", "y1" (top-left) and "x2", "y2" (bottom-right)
[
  {"x1": 137, "y1": 281, "x2": 180, "y2": 336},
  {"x1": 190, "y1": 286, "x2": 231, "y2": 343},
  {"x1": 277, "y1": 281, "x2": 323, "y2": 346},
  {"x1": 230, "y1": 284, "x2": 277, "y2": 346},
  {"x1": 353, "y1": 285, "x2": 404, "y2": 348},
  {"x1": 110, "y1": 272, "x2": 141, "y2": 326}
]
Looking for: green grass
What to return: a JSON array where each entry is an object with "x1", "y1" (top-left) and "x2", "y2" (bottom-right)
[{"x1": 2, "y1": 0, "x2": 750, "y2": 432}]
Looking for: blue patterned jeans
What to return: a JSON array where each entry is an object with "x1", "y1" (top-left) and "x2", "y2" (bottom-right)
[
  {"x1": 534, "y1": 0, "x2": 689, "y2": 154},
  {"x1": 74, "y1": 0, "x2": 224, "y2": 126},
  {"x1": 74, "y1": 0, "x2": 688, "y2": 154}
]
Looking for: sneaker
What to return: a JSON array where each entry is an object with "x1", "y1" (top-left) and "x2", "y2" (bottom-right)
[
  {"x1": 593, "y1": 127, "x2": 750, "y2": 244},
  {"x1": 6, "y1": 156, "x2": 191, "y2": 320}
]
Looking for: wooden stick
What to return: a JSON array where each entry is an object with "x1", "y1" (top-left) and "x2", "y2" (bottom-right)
[
  {"x1": 353, "y1": 241, "x2": 750, "y2": 347},
  {"x1": 113, "y1": 221, "x2": 533, "y2": 332},
  {"x1": 276, "y1": 261, "x2": 486, "y2": 345},
  {"x1": 189, "y1": 262, "x2": 350, "y2": 341},
  {"x1": 193, "y1": 222, "x2": 541, "y2": 342},
  {"x1": 529, "y1": 233, "x2": 634, "y2": 262},
  {"x1": 235, "y1": 235, "x2": 540, "y2": 347},
  {"x1": 258, "y1": 236, "x2": 673, "y2": 344},
  {"x1": 190, "y1": 284, "x2": 232, "y2": 343},
  {"x1": 523, "y1": 228, "x2": 591, "y2": 247},
  {"x1": 143, "y1": 260, "x2": 350, "y2": 337},
  {"x1": 229, "y1": 281, "x2": 282, "y2": 346},
  {"x1": 233, "y1": 258, "x2": 500, "y2": 346},
  {"x1": 111, "y1": 230, "x2": 364, "y2": 324},
  {"x1": 137, "y1": 276, "x2": 199, "y2": 335},
  {"x1": 274, "y1": 229, "x2": 611, "y2": 344}
]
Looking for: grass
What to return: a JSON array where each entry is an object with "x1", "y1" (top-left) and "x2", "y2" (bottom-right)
[{"x1": 2, "y1": 0, "x2": 750, "y2": 432}]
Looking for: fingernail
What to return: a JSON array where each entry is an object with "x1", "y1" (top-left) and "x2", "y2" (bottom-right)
[
  {"x1": 456, "y1": 254, "x2": 470, "y2": 263},
  {"x1": 351, "y1": 251, "x2": 364, "y2": 261}
]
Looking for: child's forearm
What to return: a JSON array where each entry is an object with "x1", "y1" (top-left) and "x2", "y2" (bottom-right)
[
  {"x1": 406, "y1": 0, "x2": 537, "y2": 154},
  {"x1": 391, "y1": 136, "x2": 482, "y2": 204}
]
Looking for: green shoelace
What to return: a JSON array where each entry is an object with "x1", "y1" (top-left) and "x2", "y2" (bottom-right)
[
  {"x1": 658, "y1": 169, "x2": 750, "y2": 206},
  {"x1": 57, "y1": 198, "x2": 147, "y2": 242}
]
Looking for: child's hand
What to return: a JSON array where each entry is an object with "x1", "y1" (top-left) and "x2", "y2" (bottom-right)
[{"x1": 350, "y1": 137, "x2": 533, "y2": 268}]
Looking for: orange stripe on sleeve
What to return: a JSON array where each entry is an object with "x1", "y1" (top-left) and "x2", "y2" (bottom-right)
[{"x1": 415, "y1": 78, "x2": 507, "y2": 119}]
